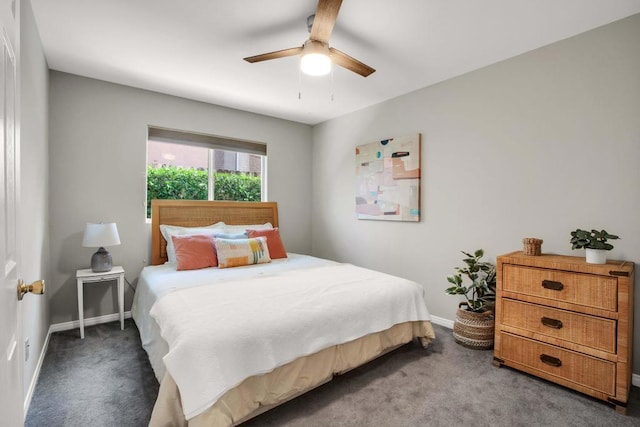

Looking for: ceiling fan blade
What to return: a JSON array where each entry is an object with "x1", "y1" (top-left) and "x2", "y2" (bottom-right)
[
  {"x1": 244, "y1": 46, "x2": 303, "y2": 63},
  {"x1": 310, "y1": 0, "x2": 343, "y2": 43},
  {"x1": 329, "y1": 47, "x2": 375, "y2": 77}
]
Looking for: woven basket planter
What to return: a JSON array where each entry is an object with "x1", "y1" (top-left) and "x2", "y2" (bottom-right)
[{"x1": 453, "y1": 302, "x2": 495, "y2": 350}]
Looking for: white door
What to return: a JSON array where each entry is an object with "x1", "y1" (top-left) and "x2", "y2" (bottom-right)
[{"x1": 0, "y1": 0, "x2": 22, "y2": 424}]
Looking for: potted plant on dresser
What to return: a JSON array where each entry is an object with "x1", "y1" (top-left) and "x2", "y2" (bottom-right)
[
  {"x1": 569, "y1": 228, "x2": 619, "y2": 264},
  {"x1": 445, "y1": 249, "x2": 496, "y2": 350}
]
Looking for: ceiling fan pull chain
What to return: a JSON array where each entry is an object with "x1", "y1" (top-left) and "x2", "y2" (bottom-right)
[
  {"x1": 330, "y1": 66, "x2": 334, "y2": 101},
  {"x1": 298, "y1": 62, "x2": 302, "y2": 100}
]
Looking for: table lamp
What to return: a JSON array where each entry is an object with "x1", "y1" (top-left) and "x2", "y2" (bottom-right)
[{"x1": 82, "y1": 222, "x2": 121, "y2": 272}]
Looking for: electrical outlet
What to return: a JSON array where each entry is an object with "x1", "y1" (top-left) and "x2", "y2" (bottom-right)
[{"x1": 24, "y1": 337, "x2": 30, "y2": 361}]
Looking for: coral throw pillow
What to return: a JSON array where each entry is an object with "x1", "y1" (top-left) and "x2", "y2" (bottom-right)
[
  {"x1": 246, "y1": 228, "x2": 288, "y2": 259},
  {"x1": 214, "y1": 236, "x2": 271, "y2": 268},
  {"x1": 171, "y1": 234, "x2": 218, "y2": 271},
  {"x1": 160, "y1": 222, "x2": 225, "y2": 263}
]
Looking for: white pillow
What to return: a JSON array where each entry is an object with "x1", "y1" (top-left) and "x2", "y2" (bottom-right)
[
  {"x1": 160, "y1": 222, "x2": 226, "y2": 263},
  {"x1": 222, "y1": 222, "x2": 273, "y2": 234}
]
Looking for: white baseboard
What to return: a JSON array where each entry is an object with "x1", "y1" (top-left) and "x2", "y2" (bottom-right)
[
  {"x1": 49, "y1": 311, "x2": 132, "y2": 333},
  {"x1": 431, "y1": 315, "x2": 640, "y2": 388},
  {"x1": 430, "y1": 315, "x2": 454, "y2": 329},
  {"x1": 23, "y1": 311, "x2": 132, "y2": 414},
  {"x1": 23, "y1": 327, "x2": 52, "y2": 414}
]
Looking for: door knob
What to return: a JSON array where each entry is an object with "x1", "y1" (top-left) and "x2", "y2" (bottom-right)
[{"x1": 17, "y1": 279, "x2": 45, "y2": 301}]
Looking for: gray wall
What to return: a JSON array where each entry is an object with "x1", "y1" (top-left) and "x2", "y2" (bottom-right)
[
  {"x1": 48, "y1": 72, "x2": 313, "y2": 324},
  {"x1": 311, "y1": 15, "x2": 640, "y2": 370},
  {"x1": 20, "y1": 0, "x2": 50, "y2": 403}
]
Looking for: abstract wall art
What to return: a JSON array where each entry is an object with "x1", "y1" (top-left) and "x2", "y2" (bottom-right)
[{"x1": 355, "y1": 133, "x2": 421, "y2": 222}]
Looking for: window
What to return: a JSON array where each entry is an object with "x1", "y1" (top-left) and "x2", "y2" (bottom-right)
[{"x1": 146, "y1": 127, "x2": 267, "y2": 218}]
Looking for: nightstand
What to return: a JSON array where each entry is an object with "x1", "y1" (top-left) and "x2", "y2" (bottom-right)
[{"x1": 76, "y1": 266, "x2": 125, "y2": 339}]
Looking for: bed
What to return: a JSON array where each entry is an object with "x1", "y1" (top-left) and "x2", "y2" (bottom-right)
[{"x1": 132, "y1": 199, "x2": 436, "y2": 426}]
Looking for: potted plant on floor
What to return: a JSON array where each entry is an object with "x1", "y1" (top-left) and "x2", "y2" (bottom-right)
[
  {"x1": 570, "y1": 229, "x2": 619, "y2": 264},
  {"x1": 445, "y1": 249, "x2": 496, "y2": 350}
]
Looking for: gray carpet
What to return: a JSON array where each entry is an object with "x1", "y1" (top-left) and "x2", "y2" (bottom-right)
[
  {"x1": 25, "y1": 320, "x2": 158, "y2": 427},
  {"x1": 26, "y1": 321, "x2": 640, "y2": 426}
]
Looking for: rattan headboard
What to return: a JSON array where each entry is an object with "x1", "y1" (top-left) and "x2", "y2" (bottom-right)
[{"x1": 150, "y1": 200, "x2": 279, "y2": 265}]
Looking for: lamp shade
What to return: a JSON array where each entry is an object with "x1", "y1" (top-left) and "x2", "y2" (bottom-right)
[{"x1": 82, "y1": 223, "x2": 121, "y2": 248}]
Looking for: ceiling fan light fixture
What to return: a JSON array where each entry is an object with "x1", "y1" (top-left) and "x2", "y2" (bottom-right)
[
  {"x1": 244, "y1": 0, "x2": 374, "y2": 78},
  {"x1": 300, "y1": 40, "x2": 331, "y2": 76}
]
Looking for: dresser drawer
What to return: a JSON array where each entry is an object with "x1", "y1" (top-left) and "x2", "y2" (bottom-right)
[
  {"x1": 502, "y1": 265, "x2": 617, "y2": 311},
  {"x1": 501, "y1": 299, "x2": 616, "y2": 353},
  {"x1": 500, "y1": 332, "x2": 615, "y2": 395}
]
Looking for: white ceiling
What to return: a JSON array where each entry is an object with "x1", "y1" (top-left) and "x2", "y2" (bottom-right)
[{"x1": 31, "y1": 0, "x2": 640, "y2": 125}]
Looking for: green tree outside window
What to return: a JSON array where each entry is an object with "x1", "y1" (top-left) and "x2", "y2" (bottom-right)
[{"x1": 146, "y1": 165, "x2": 261, "y2": 217}]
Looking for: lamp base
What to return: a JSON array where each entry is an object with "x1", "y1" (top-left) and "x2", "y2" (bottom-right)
[{"x1": 91, "y1": 247, "x2": 113, "y2": 272}]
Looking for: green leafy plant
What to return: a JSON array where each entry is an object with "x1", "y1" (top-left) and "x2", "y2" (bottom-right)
[
  {"x1": 445, "y1": 249, "x2": 496, "y2": 313},
  {"x1": 570, "y1": 229, "x2": 619, "y2": 251},
  {"x1": 146, "y1": 165, "x2": 261, "y2": 217},
  {"x1": 213, "y1": 172, "x2": 262, "y2": 201}
]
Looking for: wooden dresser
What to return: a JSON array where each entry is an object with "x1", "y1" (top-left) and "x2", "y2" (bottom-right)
[{"x1": 493, "y1": 251, "x2": 634, "y2": 414}]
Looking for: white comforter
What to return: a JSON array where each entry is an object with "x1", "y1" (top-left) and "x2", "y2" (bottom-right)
[
  {"x1": 148, "y1": 260, "x2": 431, "y2": 420},
  {"x1": 132, "y1": 254, "x2": 334, "y2": 381}
]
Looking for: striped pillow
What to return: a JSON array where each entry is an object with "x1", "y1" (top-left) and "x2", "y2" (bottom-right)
[{"x1": 214, "y1": 236, "x2": 271, "y2": 269}]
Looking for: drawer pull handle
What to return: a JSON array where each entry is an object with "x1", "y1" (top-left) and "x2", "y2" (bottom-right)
[
  {"x1": 540, "y1": 354, "x2": 562, "y2": 367},
  {"x1": 541, "y1": 317, "x2": 563, "y2": 329},
  {"x1": 541, "y1": 280, "x2": 564, "y2": 291}
]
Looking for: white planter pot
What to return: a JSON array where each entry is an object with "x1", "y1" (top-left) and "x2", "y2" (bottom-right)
[{"x1": 585, "y1": 248, "x2": 607, "y2": 264}]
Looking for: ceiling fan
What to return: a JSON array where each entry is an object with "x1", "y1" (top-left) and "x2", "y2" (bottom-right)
[{"x1": 243, "y1": 0, "x2": 375, "y2": 77}]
